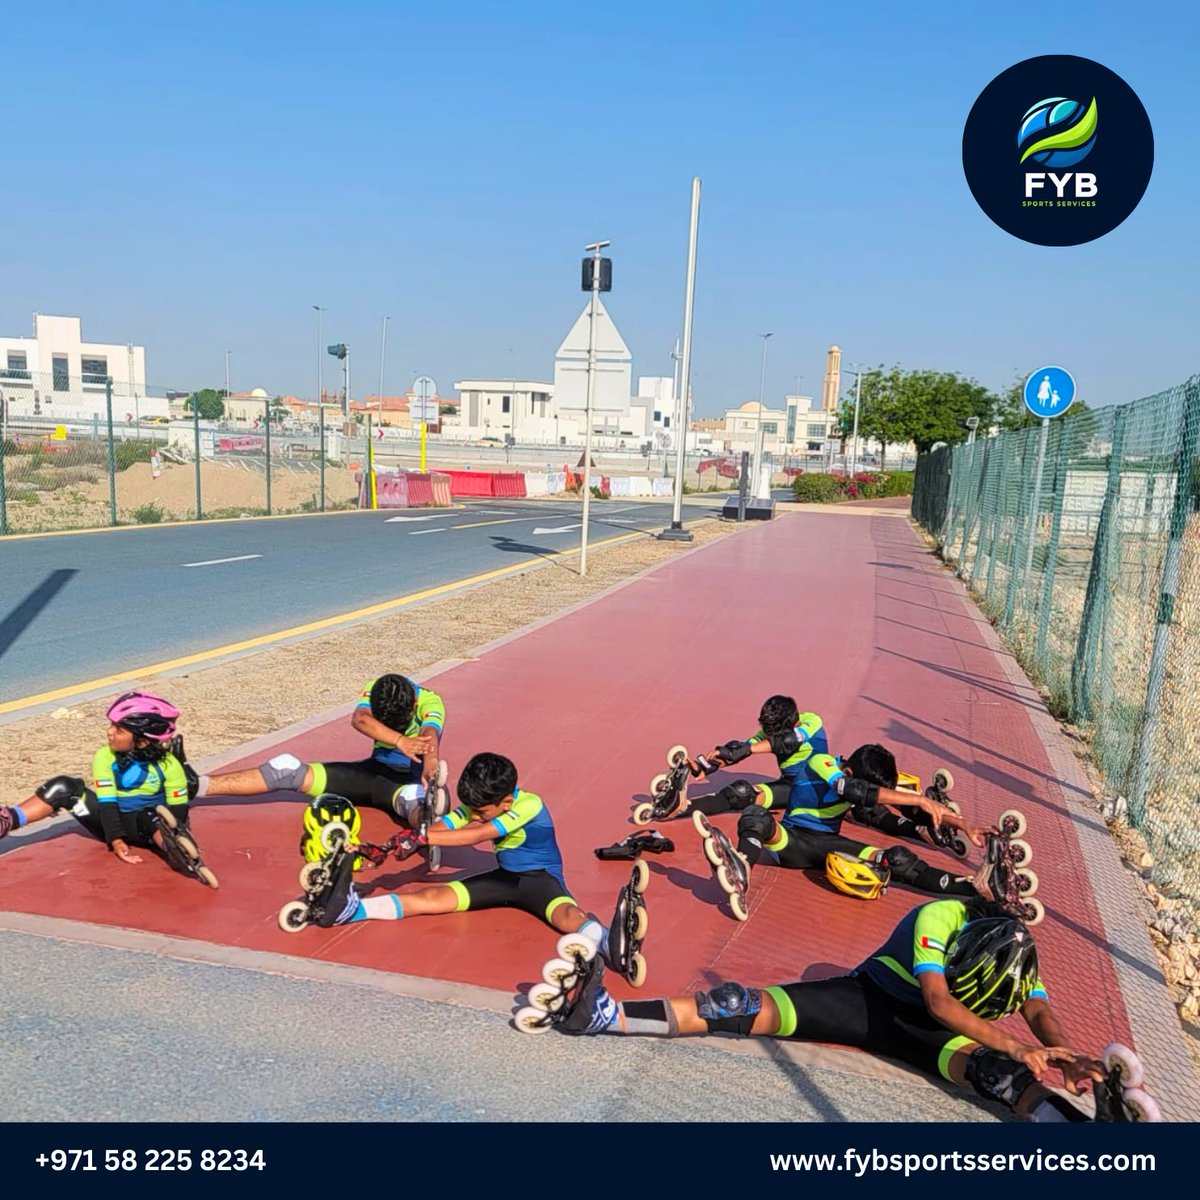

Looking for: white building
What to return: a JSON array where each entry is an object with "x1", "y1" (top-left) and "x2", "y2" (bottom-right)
[
  {"x1": 710, "y1": 394, "x2": 834, "y2": 462},
  {"x1": 0, "y1": 314, "x2": 160, "y2": 421},
  {"x1": 449, "y1": 380, "x2": 567, "y2": 445}
]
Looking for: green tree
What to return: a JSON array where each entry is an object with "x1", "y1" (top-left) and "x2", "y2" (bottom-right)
[
  {"x1": 897, "y1": 370, "x2": 996, "y2": 456},
  {"x1": 270, "y1": 395, "x2": 289, "y2": 423},
  {"x1": 183, "y1": 388, "x2": 225, "y2": 420}
]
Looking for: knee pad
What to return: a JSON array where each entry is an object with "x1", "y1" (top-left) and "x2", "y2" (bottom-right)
[
  {"x1": 694, "y1": 981, "x2": 762, "y2": 1036},
  {"x1": 736, "y1": 805, "x2": 776, "y2": 845},
  {"x1": 718, "y1": 780, "x2": 760, "y2": 811},
  {"x1": 260, "y1": 753, "x2": 308, "y2": 792},
  {"x1": 881, "y1": 844, "x2": 922, "y2": 885},
  {"x1": 964, "y1": 1047, "x2": 1036, "y2": 1109},
  {"x1": 35, "y1": 775, "x2": 92, "y2": 814},
  {"x1": 390, "y1": 782, "x2": 426, "y2": 827}
]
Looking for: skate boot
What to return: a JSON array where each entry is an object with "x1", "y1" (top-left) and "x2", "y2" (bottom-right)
[
  {"x1": 0, "y1": 806, "x2": 16, "y2": 839},
  {"x1": 693, "y1": 810, "x2": 751, "y2": 922},
  {"x1": 513, "y1": 945, "x2": 620, "y2": 1036},
  {"x1": 278, "y1": 821, "x2": 362, "y2": 931},
  {"x1": 558, "y1": 862, "x2": 650, "y2": 987},
  {"x1": 972, "y1": 808, "x2": 1042, "y2": 924},
  {"x1": 419, "y1": 759, "x2": 450, "y2": 872},
  {"x1": 633, "y1": 744, "x2": 698, "y2": 825},
  {"x1": 153, "y1": 805, "x2": 219, "y2": 888},
  {"x1": 1093, "y1": 1044, "x2": 1163, "y2": 1122}
]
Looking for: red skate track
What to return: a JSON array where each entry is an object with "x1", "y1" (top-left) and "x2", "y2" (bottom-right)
[{"x1": 0, "y1": 505, "x2": 1134, "y2": 1059}]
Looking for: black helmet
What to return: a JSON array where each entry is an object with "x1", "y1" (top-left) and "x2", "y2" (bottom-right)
[
  {"x1": 945, "y1": 917, "x2": 1039, "y2": 1020},
  {"x1": 369, "y1": 674, "x2": 416, "y2": 731}
]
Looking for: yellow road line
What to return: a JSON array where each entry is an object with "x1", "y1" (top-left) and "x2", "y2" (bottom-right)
[{"x1": 0, "y1": 531, "x2": 644, "y2": 716}]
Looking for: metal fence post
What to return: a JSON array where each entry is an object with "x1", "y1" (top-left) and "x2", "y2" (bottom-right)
[
  {"x1": 1003, "y1": 428, "x2": 1034, "y2": 628},
  {"x1": 1035, "y1": 421, "x2": 1071, "y2": 671},
  {"x1": 264, "y1": 397, "x2": 273, "y2": 515},
  {"x1": 105, "y1": 377, "x2": 117, "y2": 526},
  {"x1": 0, "y1": 397, "x2": 8, "y2": 536},
  {"x1": 319, "y1": 404, "x2": 326, "y2": 512},
  {"x1": 1128, "y1": 380, "x2": 1200, "y2": 825},
  {"x1": 1071, "y1": 407, "x2": 1128, "y2": 721},
  {"x1": 193, "y1": 402, "x2": 202, "y2": 519},
  {"x1": 969, "y1": 441, "x2": 993, "y2": 591}
]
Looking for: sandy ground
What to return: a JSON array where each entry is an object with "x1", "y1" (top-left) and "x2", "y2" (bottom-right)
[
  {"x1": 3, "y1": 458, "x2": 362, "y2": 532},
  {"x1": 0, "y1": 516, "x2": 734, "y2": 794}
]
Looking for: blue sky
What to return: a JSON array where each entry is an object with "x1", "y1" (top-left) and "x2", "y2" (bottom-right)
[{"x1": 2, "y1": 0, "x2": 1195, "y2": 414}]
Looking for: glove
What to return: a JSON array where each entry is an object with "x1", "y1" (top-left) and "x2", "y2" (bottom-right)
[
  {"x1": 35, "y1": 775, "x2": 89, "y2": 809},
  {"x1": 595, "y1": 831, "x2": 676, "y2": 860},
  {"x1": 389, "y1": 829, "x2": 428, "y2": 861},
  {"x1": 713, "y1": 739, "x2": 753, "y2": 766}
]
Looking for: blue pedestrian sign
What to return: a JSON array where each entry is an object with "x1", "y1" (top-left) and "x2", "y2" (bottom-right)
[{"x1": 1023, "y1": 366, "x2": 1076, "y2": 419}]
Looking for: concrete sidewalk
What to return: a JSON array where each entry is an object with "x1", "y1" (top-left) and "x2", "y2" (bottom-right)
[{"x1": 2, "y1": 505, "x2": 1196, "y2": 1121}]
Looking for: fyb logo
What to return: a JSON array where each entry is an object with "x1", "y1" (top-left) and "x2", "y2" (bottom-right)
[
  {"x1": 1020, "y1": 96, "x2": 1098, "y2": 202},
  {"x1": 962, "y1": 56, "x2": 1153, "y2": 247}
]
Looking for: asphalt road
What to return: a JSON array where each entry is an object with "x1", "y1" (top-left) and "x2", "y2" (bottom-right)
[{"x1": 0, "y1": 498, "x2": 714, "y2": 708}]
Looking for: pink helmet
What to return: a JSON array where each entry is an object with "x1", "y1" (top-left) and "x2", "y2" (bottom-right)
[{"x1": 106, "y1": 690, "x2": 179, "y2": 742}]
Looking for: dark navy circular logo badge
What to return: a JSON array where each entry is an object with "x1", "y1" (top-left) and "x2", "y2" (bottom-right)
[{"x1": 962, "y1": 55, "x2": 1153, "y2": 246}]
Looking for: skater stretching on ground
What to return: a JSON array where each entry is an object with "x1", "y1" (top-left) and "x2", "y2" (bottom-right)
[
  {"x1": 310, "y1": 751, "x2": 650, "y2": 985},
  {"x1": 683, "y1": 726, "x2": 995, "y2": 915},
  {"x1": 196, "y1": 674, "x2": 449, "y2": 828},
  {"x1": 520, "y1": 897, "x2": 1160, "y2": 1122},
  {"x1": 676, "y1": 695, "x2": 975, "y2": 852},
  {"x1": 0, "y1": 691, "x2": 216, "y2": 887}
]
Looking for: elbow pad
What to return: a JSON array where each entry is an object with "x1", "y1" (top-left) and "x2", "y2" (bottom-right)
[
  {"x1": 837, "y1": 776, "x2": 879, "y2": 815},
  {"x1": 766, "y1": 729, "x2": 801, "y2": 759}
]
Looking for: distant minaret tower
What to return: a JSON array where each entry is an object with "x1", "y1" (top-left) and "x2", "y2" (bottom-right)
[{"x1": 822, "y1": 345, "x2": 842, "y2": 412}]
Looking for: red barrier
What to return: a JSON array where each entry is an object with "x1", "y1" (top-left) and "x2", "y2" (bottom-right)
[
  {"x1": 445, "y1": 470, "x2": 495, "y2": 497},
  {"x1": 406, "y1": 476, "x2": 434, "y2": 506},
  {"x1": 430, "y1": 473, "x2": 452, "y2": 506},
  {"x1": 492, "y1": 472, "x2": 527, "y2": 498}
]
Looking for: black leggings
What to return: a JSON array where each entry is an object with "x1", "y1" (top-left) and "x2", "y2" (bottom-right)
[
  {"x1": 72, "y1": 794, "x2": 191, "y2": 848},
  {"x1": 308, "y1": 760, "x2": 422, "y2": 820},
  {"x1": 767, "y1": 973, "x2": 970, "y2": 1081}
]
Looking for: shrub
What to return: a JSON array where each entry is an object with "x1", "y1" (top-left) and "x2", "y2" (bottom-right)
[
  {"x1": 792, "y1": 474, "x2": 841, "y2": 502},
  {"x1": 877, "y1": 470, "x2": 914, "y2": 497},
  {"x1": 115, "y1": 440, "x2": 154, "y2": 471},
  {"x1": 130, "y1": 501, "x2": 165, "y2": 524}
]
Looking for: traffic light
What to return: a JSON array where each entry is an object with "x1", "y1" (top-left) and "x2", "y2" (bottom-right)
[{"x1": 327, "y1": 344, "x2": 348, "y2": 360}]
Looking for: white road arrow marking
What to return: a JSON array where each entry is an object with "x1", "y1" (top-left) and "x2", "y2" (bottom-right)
[
  {"x1": 182, "y1": 554, "x2": 263, "y2": 567},
  {"x1": 385, "y1": 514, "x2": 442, "y2": 523},
  {"x1": 409, "y1": 528, "x2": 447, "y2": 536},
  {"x1": 532, "y1": 524, "x2": 583, "y2": 535}
]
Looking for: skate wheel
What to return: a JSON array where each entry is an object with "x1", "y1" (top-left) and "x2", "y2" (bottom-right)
[
  {"x1": 197, "y1": 865, "x2": 220, "y2": 890},
  {"x1": 630, "y1": 859, "x2": 650, "y2": 893},
  {"x1": 1009, "y1": 837, "x2": 1033, "y2": 868},
  {"x1": 155, "y1": 804, "x2": 178, "y2": 831},
  {"x1": 998, "y1": 809, "x2": 1027, "y2": 838},
  {"x1": 729, "y1": 891, "x2": 749, "y2": 922},
  {"x1": 526, "y1": 982, "x2": 566, "y2": 1013},
  {"x1": 626, "y1": 952, "x2": 647, "y2": 989},
  {"x1": 1103, "y1": 1044, "x2": 1145, "y2": 1088},
  {"x1": 1121, "y1": 1087, "x2": 1162, "y2": 1122},
  {"x1": 320, "y1": 821, "x2": 350, "y2": 853},
  {"x1": 666, "y1": 744, "x2": 689, "y2": 769},
  {"x1": 300, "y1": 861, "x2": 329, "y2": 891},
  {"x1": 691, "y1": 810, "x2": 712, "y2": 837},
  {"x1": 1015, "y1": 867, "x2": 1039, "y2": 897},
  {"x1": 933, "y1": 768, "x2": 955, "y2": 792},
  {"x1": 278, "y1": 900, "x2": 310, "y2": 933},
  {"x1": 649, "y1": 772, "x2": 670, "y2": 797},
  {"x1": 703, "y1": 838, "x2": 725, "y2": 869},
  {"x1": 1019, "y1": 897, "x2": 1045, "y2": 926},
  {"x1": 950, "y1": 834, "x2": 971, "y2": 860},
  {"x1": 632, "y1": 802, "x2": 654, "y2": 827},
  {"x1": 175, "y1": 834, "x2": 201, "y2": 862},
  {"x1": 716, "y1": 863, "x2": 744, "y2": 897},
  {"x1": 425, "y1": 845, "x2": 442, "y2": 873},
  {"x1": 513, "y1": 1005, "x2": 553, "y2": 1035},
  {"x1": 631, "y1": 904, "x2": 649, "y2": 942},
  {"x1": 944, "y1": 799, "x2": 962, "y2": 816},
  {"x1": 543, "y1": 956, "x2": 583, "y2": 987}
]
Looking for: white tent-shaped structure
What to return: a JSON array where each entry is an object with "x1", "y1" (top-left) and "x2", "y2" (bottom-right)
[{"x1": 553, "y1": 299, "x2": 632, "y2": 414}]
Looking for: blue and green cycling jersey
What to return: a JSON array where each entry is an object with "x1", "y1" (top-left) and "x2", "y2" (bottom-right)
[
  {"x1": 441, "y1": 788, "x2": 565, "y2": 883},
  {"x1": 355, "y1": 676, "x2": 445, "y2": 770},
  {"x1": 770, "y1": 750, "x2": 849, "y2": 834},
  {"x1": 858, "y1": 899, "x2": 1048, "y2": 1009},
  {"x1": 92, "y1": 747, "x2": 190, "y2": 813},
  {"x1": 748, "y1": 711, "x2": 828, "y2": 778}
]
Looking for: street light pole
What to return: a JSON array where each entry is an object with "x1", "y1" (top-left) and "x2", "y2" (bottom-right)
[
  {"x1": 660, "y1": 176, "x2": 701, "y2": 542},
  {"x1": 579, "y1": 239, "x2": 610, "y2": 576},
  {"x1": 849, "y1": 365, "x2": 863, "y2": 479},
  {"x1": 313, "y1": 305, "x2": 324, "y2": 408},
  {"x1": 378, "y1": 316, "x2": 390, "y2": 411},
  {"x1": 752, "y1": 332, "x2": 773, "y2": 496},
  {"x1": 224, "y1": 350, "x2": 231, "y2": 419}
]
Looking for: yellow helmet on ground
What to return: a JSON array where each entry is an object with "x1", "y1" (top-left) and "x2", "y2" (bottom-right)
[
  {"x1": 895, "y1": 771, "x2": 922, "y2": 795},
  {"x1": 301, "y1": 794, "x2": 362, "y2": 864},
  {"x1": 825, "y1": 851, "x2": 890, "y2": 900}
]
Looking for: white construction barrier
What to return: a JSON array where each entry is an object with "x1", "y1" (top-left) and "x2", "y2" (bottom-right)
[
  {"x1": 652, "y1": 477, "x2": 674, "y2": 496},
  {"x1": 523, "y1": 471, "x2": 550, "y2": 497}
]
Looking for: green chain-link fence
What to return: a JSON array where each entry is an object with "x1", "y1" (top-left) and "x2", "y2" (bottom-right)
[
  {"x1": 0, "y1": 372, "x2": 369, "y2": 534},
  {"x1": 913, "y1": 375, "x2": 1200, "y2": 914}
]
